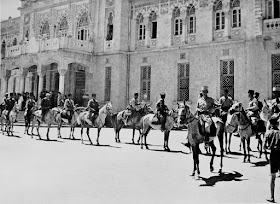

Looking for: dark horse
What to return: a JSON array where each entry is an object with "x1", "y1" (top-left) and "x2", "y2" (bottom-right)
[
  {"x1": 112, "y1": 104, "x2": 154, "y2": 144},
  {"x1": 177, "y1": 102, "x2": 224, "y2": 176}
]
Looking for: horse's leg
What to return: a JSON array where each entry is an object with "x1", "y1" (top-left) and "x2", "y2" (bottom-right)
[
  {"x1": 144, "y1": 127, "x2": 151, "y2": 150},
  {"x1": 87, "y1": 128, "x2": 93, "y2": 145},
  {"x1": 164, "y1": 131, "x2": 170, "y2": 151},
  {"x1": 225, "y1": 132, "x2": 228, "y2": 154},
  {"x1": 81, "y1": 126, "x2": 84, "y2": 144},
  {"x1": 218, "y1": 130, "x2": 224, "y2": 173},
  {"x1": 137, "y1": 130, "x2": 141, "y2": 144},
  {"x1": 57, "y1": 123, "x2": 61, "y2": 139},
  {"x1": 209, "y1": 140, "x2": 216, "y2": 172},
  {"x1": 46, "y1": 124, "x2": 50, "y2": 141},
  {"x1": 114, "y1": 128, "x2": 118, "y2": 143},
  {"x1": 258, "y1": 133, "x2": 263, "y2": 159},
  {"x1": 132, "y1": 128, "x2": 135, "y2": 144},
  {"x1": 96, "y1": 128, "x2": 101, "y2": 145},
  {"x1": 228, "y1": 133, "x2": 232, "y2": 153},
  {"x1": 117, "y1": 128, "x2": 121, "y2": 143},
  {"x1": 247, "y1": 137, "x2": 251, "y2": 163},
  {"x1": 242, "y1": 137, "x2": 247, "y2": 162},
  {"x1": 191, "y1": 145, "x2": 197, "y2": 176}
]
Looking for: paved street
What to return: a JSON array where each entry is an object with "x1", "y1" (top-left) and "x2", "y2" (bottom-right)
[{"x1": 0, "y1": 126, "x2": 279, "y2": 204}]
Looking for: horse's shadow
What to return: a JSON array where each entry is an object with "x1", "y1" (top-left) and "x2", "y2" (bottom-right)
[
  {"x1": 199, "y1": 171, "x2": 246, "y2": 187},
  {"x1": 200, "y1": 153, "x2": 237, "y2": 159},
  {"x1": 36, "y1": 138, "x2": 64, "y2": 143},
  {"x1": 84, "y1": 143, "x2": 121, "y2": 149},
  {"x1": 2, "y1": 133, "x2": 21, "y2": 138},
  {"x1": 251, "y1": 161, "x2": 269, "y2": 167},
  {"x1": 149, "y1": 149, "x2": 190, "y2": 154}
]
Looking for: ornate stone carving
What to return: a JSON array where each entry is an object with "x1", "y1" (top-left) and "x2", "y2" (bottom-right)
[
  {"x1": 199, "y1": 0, "x2": 209, "y2": 7},
  {"x1": 106, "y1": 0, "x2": 114, "y2": 7}
]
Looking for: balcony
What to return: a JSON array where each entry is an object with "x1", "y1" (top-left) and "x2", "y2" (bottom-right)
[
  {"x1": 263, "y1": 18, "x2": 280, "y2": 35},
  {"x1": 40, "y1": 38, "x2": 59, "y2": 51},
  {"x1": 60, "y1": 37, "x2": 94, "y2": 53},
  {"x1": 21, "y1": 40, "x2": 39, "y2": 54},
  {"x1": 6, "y1": 45, "x2": 21, "y2": 57}
]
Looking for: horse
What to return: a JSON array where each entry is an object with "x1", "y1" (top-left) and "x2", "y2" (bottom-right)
[
  {"x1": 228, "y1": 102, "x2": 267, "y2": 162},
  {"x1": 1, "y1": 103, "x2": 19, "y2": 136},
  {"x1": 58, "y1": 107, "x2": 86, "y2": 140},
  {"x1": 24, "y1": 105, "x2": 38, "y2": 135},
  {"x1": 140, "y1": 108, "x2": 178, "y2": 151},
  {"x1": 31, "y1": 107, "x2": 62, "y2": 140},
  {"x1": 76, "y1": 102, "x2": 113, "y2": 145},
  {"x1": 112, "y1": 104, "x2": 154, "y2": 144},
  {"x1": 177, "y1": 102, "x2": 224, "y2": 176}
]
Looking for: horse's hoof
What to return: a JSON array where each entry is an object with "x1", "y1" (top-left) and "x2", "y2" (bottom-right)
[
  {"x1": 210, "y1": 166, "x2": 214, "y2": 172},
  {"x1": 146, "y1": 146, "x2": 149, "y2": 150},
  {"x1": 218, "y1": 169, "x2": 222, "y2": 174},
  {"x1": 191, "y1": 172, "x2": 195, "y2": 176},
  {"x1": 141, "y1": 146, "x2": 143, "y2": 149}
]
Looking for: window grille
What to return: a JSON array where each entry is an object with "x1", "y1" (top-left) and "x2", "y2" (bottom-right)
[
  {"x1": 105, "y1": 67, "x2": 111, "y2": 101},
  {"x1": 106, "y1": 13, "x2": 114, "y2": 41},
  {"x1": 178, "y1": 63, "x2": 189, "y2": 101},
  {"x1": 220, "y1": 60, "x2": 234, "y2": 99},
  {"x1": 140, "y1": 66, "x2": 151, "y2": 101},
  {"x1": 272, "y1": 55, "x2": 280, "y2": 94}
]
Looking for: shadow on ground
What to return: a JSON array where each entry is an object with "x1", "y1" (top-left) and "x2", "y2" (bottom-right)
[
  {"x1": 251, "y1": 161, "x2": 269, "y2": 167},
  {"x1": 199, "y1": 171, "x2": 246, "y2": 187}
]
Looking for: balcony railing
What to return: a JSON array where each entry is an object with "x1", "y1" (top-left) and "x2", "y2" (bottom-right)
[
  {"x1": 263, "y1": 18, "x2": 280, "y2": 34},
  {"x1": 40, "y1": 38, "x2": 59, "y2": 51}
]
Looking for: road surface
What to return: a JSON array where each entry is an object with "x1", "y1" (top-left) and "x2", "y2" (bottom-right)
[{"x1": 0, "y1": 126, "x2": 279, "y2": 204}]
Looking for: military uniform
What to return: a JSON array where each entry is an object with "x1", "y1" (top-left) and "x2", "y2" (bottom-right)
[
  {"x1": 41, "y1": 96, "x2": 51, "y2": 122},
  {"x1": 5, "y1": 97, "x2": 16, "y2": 120},
  {"x1": 219, "y1": 95, "x2": 233, "y2": 123},
  {"x1": 63, "y1": 98, "x2": 75, "y2": 122},
  {"x1": 25, "y1": 98, "x2": 36, "y2": 120},
  {"x1": 87, "y1": 98, "x2": 99, "y2": 124},
  {"x1": 156, "y1": 96, "x2": 169, "y2": 131}
]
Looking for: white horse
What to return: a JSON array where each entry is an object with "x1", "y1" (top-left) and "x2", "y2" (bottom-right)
[
  {"x1": 1, "y1": 103, "x2": 19, "y2": 136},
  {"x1": 77, "y1": 102, "x2": 113, "y2": 145}
]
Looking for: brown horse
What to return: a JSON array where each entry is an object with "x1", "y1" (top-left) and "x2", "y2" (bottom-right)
[
  {"x1": 229, "y1": 102, "x2": 268, "y2": 161},
  {"x1": 177, "y1": 102, "x2": 224, "y2": 176},
  {"x1": 31, "y1": 108, "x2": 62, "y2": 140},
  {"x1": 76, "y1": 102, "x2": 113, "y2": 145},
  {"x1": 112, "y1": 104, "x2": 154, "y2": 144},
  {"x1": 58, "y1": 107, "x2": 86, "y2": 140},
  {"x1": 24, "y1": 105, "x2": 38, "y2": 135},
  {"x1": 140, "y1": 108, "x2": 178, "y2": 151}
]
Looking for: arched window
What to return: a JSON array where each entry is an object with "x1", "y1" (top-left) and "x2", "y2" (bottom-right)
[
  {"x1": 137, "y1": 14, "x2": 145, "y2": 40},
  {"x1": 187, "y1": 5, "x2": 196, "y2": 34},
  {"x1": 106, "y1": 13, "x2": 114, "y2": 41},
  {"x1": 12, "y1": 38, "x2": 17, "y2": 46},
  {"x1": 214, "y1": 0, "x2": 225, "y2": 30},
  {"x1": 40, "y1": 21, "x2": 50, "y2": 38},
  {"x1": 77, "y1": 12, "x2": 89, "y2": 41},
  {"x1": 231, "y1": 0, "x2": 241, "y2": 28},
  {"x1": 173, "y1": 7, "x2": 182, "y2": 36},
  {"x1": 58, "y1": 16, "x2": 68, "y2": 37},
  {"x1": 149, "y1": 11, "x2": 157, "y2": 39}
]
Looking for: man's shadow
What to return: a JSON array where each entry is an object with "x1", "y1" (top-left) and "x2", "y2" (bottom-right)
[{"x1": 199, "y1": 171, "x2": 246, "y2": 187}]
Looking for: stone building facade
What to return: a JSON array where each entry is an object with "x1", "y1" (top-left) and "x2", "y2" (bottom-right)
[{"x1": 1, "y1": 0, "x2": 280, "y2": 112}]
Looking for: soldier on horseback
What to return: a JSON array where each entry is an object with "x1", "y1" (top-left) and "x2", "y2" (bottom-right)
[
  {"x1": 24, "y1": 94, "x2": 36, "y2": 120},
  {"x1": 41, "y1": 93, "x2": 52, "y2": 122},
  {"x1": 63, "y1": 94, "x2": 75, "y2": 124},
  {"x1": 5, "y1": 93, "x2": 17, "y2": 122},
  {"x1": 219, "y1": 89, "x2": 233, "y2": 122},
  {"x1": 246, "y1": 89, "x2": 259, "y2": 125},
  {"x1": 86, "y1": 93, "x2": 99, "y2": 125},
  {"x1": 155, "y1": 92, "x2": 169, "y2": 131},
  {"x1": 123, "y1": 93, "x2": 142, "y2": 126},
  {"x1": 196, "y1": 86, "x2": 221, "y2": 147},
  {"x1": 270, "y1": 87, "x2": 280, "y2": 115}
]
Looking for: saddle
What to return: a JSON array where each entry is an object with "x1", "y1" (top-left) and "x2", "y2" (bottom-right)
[
  {"x1": 151, "y1": 113, "x2": 163, "y2": 125},
  {"x1": 198, "y1": 118, "x2": 216, "y2": 136}
]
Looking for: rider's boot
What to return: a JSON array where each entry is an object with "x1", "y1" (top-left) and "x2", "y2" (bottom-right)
[{"x1": 204, "y1": 132, "x2": 210, "y2": 148}]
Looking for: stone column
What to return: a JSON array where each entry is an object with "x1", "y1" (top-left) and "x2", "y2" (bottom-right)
[
  {"x1": 224, "y1": 11, "x2": 230, "y2": 39},
  {"x1": 25, "y1": 72, "x2": 33, "y2": 93},
  {"x1": 144, "y1": 17, "x2": 150, "y2": 47},
  {"x1": 20, "y1": 69, "x2": 28, "y2": 94},
  {"x1": 182, "y1": 16, "x2": 188, "y2": 44},
  {"x1": 58, "y1": 69, "x2": 67, "y2": 95}
]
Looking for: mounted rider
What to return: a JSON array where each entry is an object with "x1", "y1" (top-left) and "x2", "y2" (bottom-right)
[
  {"x1": 63, "y1": 94, "x2": 75, "y2": 124},
  {"x1": 218, "y1": 89, "x2": 233, "y2": 123},
  {"x1": 24, "y1": 94, "x2": 36, "y2": 118},
  {"x1": 155, "y1": 92, "x2": 169, "y2": 131},
  {"x1": 5, "y1": 93, "x2": 17, "y2": 121},
  {"x1": 123, "y1": 93, "x2": 142, "y2": 126},
  {"x1": 246, "y1": 89, "x2": 259, "y2": 126},
  {"x1": 270, "y1": 87, "x2": 280, "y2": 115},
  {"x1": 41, "y1": 93, "x2": 52, "y2": 122},
  {"x1": 196, "y1": 86, "x2": 221, "y2": 147},
  {"x1": 0, "y1": 93, "x2": 9, "y2": 113},
  {"x1": 86, "y1": 93, "x2": 99, "y2": 125}
]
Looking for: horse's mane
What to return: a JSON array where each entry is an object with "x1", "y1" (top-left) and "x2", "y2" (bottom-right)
[{"x1": 240, "y1": 107, "x2": 250, "y2": 125}]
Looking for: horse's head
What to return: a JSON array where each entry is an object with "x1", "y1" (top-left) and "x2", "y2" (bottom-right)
[
  {"x1": 105, "y1": 102, "x2": 113, "y2": 115},
  {"x1": 177, "y1": 101, "x2": 191, "y2": 125},
  {"x1": 229, "y1": 102, "x2": 242, "y2": 115},
  {"x1": 142, "y1": 103, "x2": 154, "y2": 114}
]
